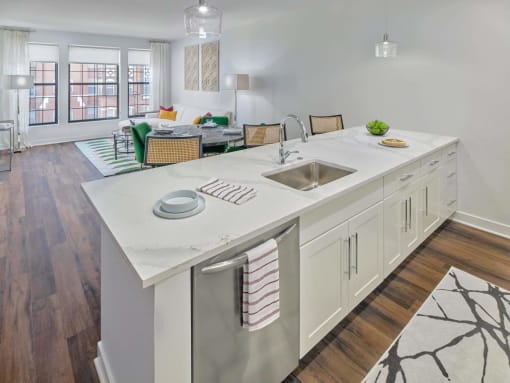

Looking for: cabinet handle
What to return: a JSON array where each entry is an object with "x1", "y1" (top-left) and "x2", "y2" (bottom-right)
[
  {"x1": 447, "y1": 199, "x2": 457, "y2": 206},
  {"x1": 350, "y1": 235, "x2": 356, "y2": 273},
  {"x1": 405, "y1": 199, "x2": 408, "y2": 232},
  {"x1": 345, "y1": 237, "x2": 351, "y2": 280},
  {"x1": 404, "y1": 199, "x2": 408, "y2": 233},
  {"x1": 447, "y1": 172, "x2": 456, "y2": 178},
  {"x1": 429, "y1": 160, "x2": 440, "y2": 167},
  {"x1": 399, "y1": 174, "x2": 413, "y2": 182},
  {"x1": 355, "y1": 232, "x2": 359, "y2": 275},
  {"x1": 448, "y1": 151, "x2": 456, "y2": 157},
  {"x1": 425, "y1": 187, "x2": 428, "y2": 216},
  {"x1": 408, "y1": 197, "x2": 412, "y2": 230},
  {"x1": 401, "y1": 201, "x2": 406, "y2": 233}
]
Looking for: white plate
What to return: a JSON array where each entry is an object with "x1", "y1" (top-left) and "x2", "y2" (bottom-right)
[
  {"x1": 378, "y1": 141, "x2": 409, "y2": 148},
  {"x1": 153, "y1": 195, "x2": 206, "y2": 219}
]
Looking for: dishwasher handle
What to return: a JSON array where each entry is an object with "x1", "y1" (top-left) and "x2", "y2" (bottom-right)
[{"x1": 200, "y1": 223, "x2": 297, "y2": 275}]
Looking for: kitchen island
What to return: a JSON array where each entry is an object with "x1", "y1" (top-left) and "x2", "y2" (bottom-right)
[{"x1": 82, "y1": 126, "x2": 459, "y2": 383}]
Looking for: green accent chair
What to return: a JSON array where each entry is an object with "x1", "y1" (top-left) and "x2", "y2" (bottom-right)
[
  {"x1": 130, "y1": 122, "x2": 152, "y2": 165},
  {"x1": 200, "y1": 116, "x2": 229, "y2": 126},
  {"x1": 224, "y1": 144, "x2": 245, "y2": 153}
]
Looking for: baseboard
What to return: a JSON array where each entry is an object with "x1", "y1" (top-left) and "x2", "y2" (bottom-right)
[
  {"x1": 30, "y1": 134, "x2": 110, "y2": 147},
  {"x1": 94, "y1": 357, "x2": 109, "y2": 383},
  {"x1": 94, "y1": 341, "x2": 116, "y2": 383},
  {"x1": 453, "y1": 211, "x2": 510, "y2": 240}
]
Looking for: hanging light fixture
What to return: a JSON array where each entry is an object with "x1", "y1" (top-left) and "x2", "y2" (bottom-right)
[
  {"x1": 184, "y1": 0, "x2": 223, "y2": 39},
  {"x1": 375, "y1": 0, "x2": 398, "y2": 58},
  {"x1": 375, "y1": 32, "x2": 398, "y2": 58}
]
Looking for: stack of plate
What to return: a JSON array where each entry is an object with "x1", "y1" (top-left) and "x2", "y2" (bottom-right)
[{"x1": 153, "y1": 190, "x2": 205, "y2": 219}]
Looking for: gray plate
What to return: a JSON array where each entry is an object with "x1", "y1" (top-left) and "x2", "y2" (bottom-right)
[{"x1": 153, "y1": 195, "x2": 206, "y2": 219}]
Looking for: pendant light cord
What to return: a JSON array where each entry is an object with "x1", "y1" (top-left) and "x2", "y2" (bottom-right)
[{"x1": 384, "y1": 0, "x2": 388, "y2": 34}]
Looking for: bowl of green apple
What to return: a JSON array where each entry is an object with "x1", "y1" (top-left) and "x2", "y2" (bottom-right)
[{"x1": 366, "y1": 120, "x2": 390, "y2": 136}]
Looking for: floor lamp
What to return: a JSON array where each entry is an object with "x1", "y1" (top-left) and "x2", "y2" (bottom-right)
[
  {"x1": 7, "y1": 75, "x2": 34, "y2": 152},
  {"x1": 223, "y1": 74, "x2": 249, "y2": 126}
]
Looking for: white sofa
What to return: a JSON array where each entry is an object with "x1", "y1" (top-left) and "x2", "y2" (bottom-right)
[{"x1": 118, "y1": 103, "x2": 232, "y2": 129}]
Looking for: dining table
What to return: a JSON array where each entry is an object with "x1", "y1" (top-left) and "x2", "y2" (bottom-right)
[{"x1": 149, "y1": 125, "x2": 244, "y2": 147}]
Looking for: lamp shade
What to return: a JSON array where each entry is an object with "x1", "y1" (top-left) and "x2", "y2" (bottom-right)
[
  {"x1": 7, "y1": 75, "x2": 34, "y2": 90},
  {"x1": 223, "y1": 74, "x2": 249, "y2": 91}
]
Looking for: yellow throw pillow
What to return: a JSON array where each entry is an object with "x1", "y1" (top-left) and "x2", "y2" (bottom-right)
[
  {"x1": 159, "y1": 110, "x2": 177, "y2": 121},
  {"x1": 192, "y1": 116, "x2": 202, "y2": 125}
]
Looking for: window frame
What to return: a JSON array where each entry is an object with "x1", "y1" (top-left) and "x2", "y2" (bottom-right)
[
  {"x1": 127, "y1": 63, "x2": 151, "y2": 118},
  {"x1": 29, "y1": 61, "x2": 59, "y2": 127},
  {"x1": 67, "y1": 62, "x2": 120, "y2": 123}
]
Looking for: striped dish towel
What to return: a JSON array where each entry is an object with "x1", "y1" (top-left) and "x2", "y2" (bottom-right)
[
  {"x1": 242, "y1": 239, "x2": 280, "y2": 331},
  {"x1": 198, "y1": 178, "x2": 257, "y2": 205}
]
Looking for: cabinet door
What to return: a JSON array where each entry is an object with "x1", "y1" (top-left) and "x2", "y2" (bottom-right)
[
  {"x1": 383, "y1": 191, "x2": 405, "y2": 277},
  {"x1": 347, "y1": 202, "x2": 383, "y2": 308},
  {"x1": 444, "y1": 174, "x2": 457, "y2": 218},
  {"x1": 441, "y1": 159, "x2": 458, "y2": 220},
  {"x1": 401, "y1": 182, "x2": 421, "y2": 257},
  {"x1": 422, "y1": 168, "x2": 441, "y2": 238},
  {"x1": 300, "y1": 221, "x2": 349, "y2": 357}
]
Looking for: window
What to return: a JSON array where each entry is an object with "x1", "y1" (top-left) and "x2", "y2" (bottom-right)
[
  {"x1": 28, "y1": 43, "x2": 59, "y2": 126},
  {"x1": 68, "y1": 63, "x2": 119, "y2": 122},
  {"x1": 29, "y1": 61, "x2": 58, "y2": 126},
  {"x1": 128, "y1": 49, "x2": 151, "y2": 117},
  {"x1": 128, "y1": 64, "x2": 151, "y2": 117}
]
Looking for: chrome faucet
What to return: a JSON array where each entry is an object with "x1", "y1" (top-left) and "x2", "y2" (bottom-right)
[{"x1": 279, "y1": 114, "x2": 309, "y2": 164}]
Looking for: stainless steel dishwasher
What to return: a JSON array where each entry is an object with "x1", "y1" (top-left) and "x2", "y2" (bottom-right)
[{"x1": 192, "y1": 219, "x2": 299, "y2": 383}]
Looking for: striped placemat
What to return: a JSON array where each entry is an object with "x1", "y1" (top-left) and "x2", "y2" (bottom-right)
[{"x1": 197, "y1": 178, "x2": 257, "y2": 205}]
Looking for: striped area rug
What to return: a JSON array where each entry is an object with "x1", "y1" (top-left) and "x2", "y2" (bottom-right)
[{"x1": 75, "y1": 138, "x2": 141, "y2": 177}]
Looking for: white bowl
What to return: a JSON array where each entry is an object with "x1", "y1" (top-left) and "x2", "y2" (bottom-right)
[{"x1": 159, "y1": 190, "x2": 199, "y2": 214}]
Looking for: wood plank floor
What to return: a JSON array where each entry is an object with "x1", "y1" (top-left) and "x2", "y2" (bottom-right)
[
  {"x1": 0, "y1": 143, "x2": 102, "y2": 383},
  {"x1": 1, "y1": 143, "x2": 509, "y2": 383}
]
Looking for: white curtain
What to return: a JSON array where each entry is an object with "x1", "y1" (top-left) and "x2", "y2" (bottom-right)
[
  {"x1": 150, "y1": 42, "x2": 171, "y2": 110},
  {"x1": 0, "y1": 30, "x2": 30, "y2": 149}
]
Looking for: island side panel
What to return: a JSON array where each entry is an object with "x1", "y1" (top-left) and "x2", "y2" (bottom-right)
[
  {"x1": 154, "y1": 269, "x2": 192, "y2": 383},
  {"x1": 100, "y1": 225, "x2": 155, "y2": 383}
]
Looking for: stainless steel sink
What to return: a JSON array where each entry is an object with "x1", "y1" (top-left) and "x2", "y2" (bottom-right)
[{"x1": 263, "y1": 160, "x2": 355, "y2": 191}]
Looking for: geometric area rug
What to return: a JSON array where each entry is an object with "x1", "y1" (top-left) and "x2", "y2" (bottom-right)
[
  {"x1": 75, "y1": 138, "x2": 142, "y2": 177},
  {"x1": 363, "y1": 267, "x2": 510, "y2": 383}
]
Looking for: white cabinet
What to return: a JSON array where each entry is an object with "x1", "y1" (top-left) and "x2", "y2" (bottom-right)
[
  {"x1": 441, "y1": 143, "x2": 458, "y2": 220},
  {"x1": 441, "y1": 159, "x2": 458, "y2": 220},
  {"x1": 383, "y1": 146, "x2": 458, "y2": 278},
  {"x1": 347, "y1": 202, "x2": 384, "y2": 308},
  {"x1": 383, "y1": 181, "x2": 420, "y2": 277},
  {"x1": 421, "y1": 167, "x2": 442, "y2": 238},
  {"x1": 300, "y1": 222, "x2": 349, "y2": 357},
  {"x1": 300, "y1": 202, "x2": 384, "y2": 356},
  {"x1": 300, "y1": 143, "x2": 458, "y2": 358},
  {"x1": 383, "y1": 191, "x2": 404, "y2": 277},
  {"x1": 401, "y1": 182, "x2": 421, "y2": 257}
]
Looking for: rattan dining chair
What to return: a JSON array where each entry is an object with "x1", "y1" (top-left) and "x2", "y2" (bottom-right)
[
  {"x1": 243, "y1": 123, "x2": 285, "y2": 148},
  {"x1": 144, "y1": 134, "x2": 202, "y2": 166},
  {"x1": 309, "y1": 114, "x2": 344, "y2": 135}
]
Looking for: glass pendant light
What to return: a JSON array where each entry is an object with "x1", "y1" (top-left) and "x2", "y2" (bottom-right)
[
  {"x1": 184, "y1": 0, "x2": 223, "y2": 39},
  {"x1": 375, "y1": 0, "x2": 398, "y2": 58},
  {"x1": 375, "y1": 32, "x2": 398, "y2": 58}
]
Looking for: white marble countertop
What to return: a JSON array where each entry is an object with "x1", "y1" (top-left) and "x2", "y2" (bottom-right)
[{"x1": 82, "y1": 126, "x2": 458, "y2": 287}]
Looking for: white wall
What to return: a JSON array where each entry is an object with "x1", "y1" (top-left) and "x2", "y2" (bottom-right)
[
  {"x1": 27, "y1": 29, "x2": 150, "y2": 146},
  {"x1": 170, "y1": 0, "x2": 510, "y2": 235}
]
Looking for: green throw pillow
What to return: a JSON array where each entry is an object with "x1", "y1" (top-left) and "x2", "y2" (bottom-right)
[{"x1": 200, "y1": 116, "x2": 229, "y2": 126}]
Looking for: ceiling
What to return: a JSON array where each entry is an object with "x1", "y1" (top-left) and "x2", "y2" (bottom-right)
[{"x1": 0, "y1": 0, "x2": 336, "y2": 41}]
